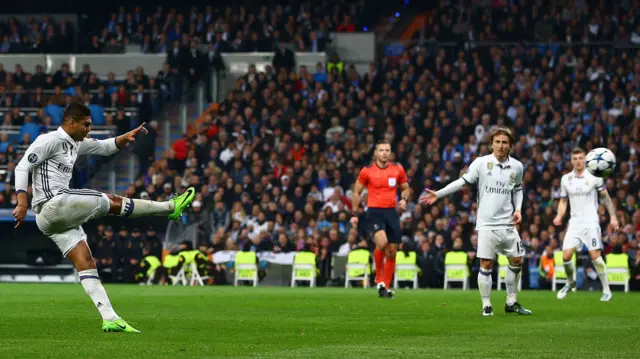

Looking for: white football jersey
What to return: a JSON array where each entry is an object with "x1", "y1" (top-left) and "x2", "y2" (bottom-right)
[
  {"x1": 15, "y1": 127, "x2": 120, "y2": 209},
  {"x1": 462, "y1": 154, "x2": 524, "y2": 230},
  {"x1": 560, "y1": 170, "x2": 604, "y2": 228}
]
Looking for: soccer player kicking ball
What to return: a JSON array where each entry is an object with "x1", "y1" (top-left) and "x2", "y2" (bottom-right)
[
  {"x1": 553, "y1": 148, "x2": 619, "y2": 301},
  {"x1": 13, "y1": 102, "x2": 195, "y2": 333},
  {"x1": 351, "y1": 140, "x2": 411, "y2": 298},
  {"x1": 420, "y1": 128, "x2": 531, "y2": 316}
]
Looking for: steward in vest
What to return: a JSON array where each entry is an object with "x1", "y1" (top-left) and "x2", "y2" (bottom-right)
[
  {"x1": 135, "y1": 247, "x2": 162, "y2": 284},
  {"x1": 327, "y1": 54, "x2": 345, "y2": 74},
  {"x1": 163, "y1": 246, "x2": 183, "y2": 280}
]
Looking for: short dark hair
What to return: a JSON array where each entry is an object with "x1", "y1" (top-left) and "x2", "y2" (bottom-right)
[
  {"x1": 375, "y1": 140, "x2": 390, "y2": 150},
  {"x1": 63, "y1": 101, "x2": 91, "y2": 123},
  {"x1": 571, "y1": 147, "x2": 586, "y2": 155}
]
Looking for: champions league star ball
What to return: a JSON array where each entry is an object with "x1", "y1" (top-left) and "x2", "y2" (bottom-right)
[{"x1": 586, "y1": 147, "x2": 616, "y2": 178}]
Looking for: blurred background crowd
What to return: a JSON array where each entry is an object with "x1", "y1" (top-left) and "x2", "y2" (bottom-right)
[{"x1": 1, "y1": 0, "x2": 639, "y2": 289}]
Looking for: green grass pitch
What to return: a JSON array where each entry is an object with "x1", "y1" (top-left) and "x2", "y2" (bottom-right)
[{"x1": 0, "y1": 284, "x2": 636, "y2": 358}]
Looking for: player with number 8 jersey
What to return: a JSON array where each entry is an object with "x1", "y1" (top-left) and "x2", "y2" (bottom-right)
[
  {"x1": 553, "y1": 148, "x2": 619, "y2": 302},
  {"x1": 420, "y1": 128, "x2": 531, "y2": 316}
]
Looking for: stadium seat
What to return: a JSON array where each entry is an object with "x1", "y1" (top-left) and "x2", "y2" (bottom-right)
[
  {"x1": 605, "y1": 253, "x2": 630, "y2": 292},
  {"x1": 443, "y1": 251, "x2": 469, "y2": 290},
  {"x1": 181, "y1": 250, "x2": 210, "y2": 287},
  {"x1": 44, "y1": 104, "x2": 63, "y2": 126},
  {"x1": 234, "y1": 251, "x2": 258, "y2": 287},
  {"x1": 344, "y1": 249, "x2": 371, "y2": 288},
  {"x1": 393, "y1": 251, "x2": 419, "y2": 289},
  {"x1": 164, "y1": 253, "x2": 185, "y2": 286},
  {"x1": 290, "y1": 251, "x2": 318, "y2": 288},
  {"x1": 496, "y1": 255, "x2": 522, "y2": 291},
  {"x1": 552, "y1": 251, "x2": 576, "y2": 291},
  {"x1": 169, "y1": 263, "x2": 188, "y2": 286},
  {"x1": 89, "y1": 104, "x2": 106, "y2": 126}
]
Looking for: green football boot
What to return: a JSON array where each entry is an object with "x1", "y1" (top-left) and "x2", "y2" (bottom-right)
[
  {"x1": 102, "y1": 318, "x2": 141, "y2": 333},
  {"x1": 168, "y1": 187, "x2": 195, "y2": 220}
]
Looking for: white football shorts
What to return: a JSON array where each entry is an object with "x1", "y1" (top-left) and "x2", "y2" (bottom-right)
[
  {"x1": 562, "y1": 225, "x2": 602, "y2": 252},
  {"x1": 35, "y1": 189, "x2": 110, "y2": 257},
  {"x1": 477, "y1": 228, "x2": 525, "y2": 259}
]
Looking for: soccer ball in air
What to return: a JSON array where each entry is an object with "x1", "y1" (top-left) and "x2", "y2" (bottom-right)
[{"x1": 586, "y1": 147, "x2": 616, "y2": 178}]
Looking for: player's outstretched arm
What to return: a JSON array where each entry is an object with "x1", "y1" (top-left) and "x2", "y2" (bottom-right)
[
  {"x1": 420, "y1": 159, "x2": 480, "y2": 205},
  {"x1": 419, "y1": 178, "x2": 467, "y2": 205},
  {"x1": 79, "y1": 123, "x2": 148, "y2": 156},
  {"x1": 599, "y1": 188, "x2": 619, "y2": 232}
]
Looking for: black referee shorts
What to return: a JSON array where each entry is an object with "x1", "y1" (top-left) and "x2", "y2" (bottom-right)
[{"x1": 367, "y1": 207, "x2": 401, "y2": 244}]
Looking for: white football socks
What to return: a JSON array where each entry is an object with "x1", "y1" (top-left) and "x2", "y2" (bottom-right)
[
  {"x1": 78, "y1": 269, "x2": 119, "y2": 321},
  {"x1": 478, "y1": 268, "x2": 492, "y2": 308},
  {"x1": 563, "y1": 260, "x2": 576, "y2": 286},
  {"x1": 120, "y1": 197, "x2": 174, "y2": 218},
  {"x1": 505, "y1": 265, "x2": 522, "y2": 306},
  {"x1": 592, "y1": 256, "x2": 611, "y2": 294}
]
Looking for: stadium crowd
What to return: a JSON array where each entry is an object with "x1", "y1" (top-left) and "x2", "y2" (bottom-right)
[
  {"x1": 0, "y1": 1, "x2": 376, "y2": 54},
  {"x1": 418, "y1": 0, "x2": 640, "y2": 44},
  {"x1": 2, "y1": 0, "x2": 640, "y2": 290},
  {"x1": 0, "y1": 58, "x2": 167, "y2": 191}
]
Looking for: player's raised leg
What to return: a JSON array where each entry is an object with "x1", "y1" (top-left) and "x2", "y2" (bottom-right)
[
  {"x1": 106, "y1": 187, "x2": 195, "y2": 220},
  {"x1": 65, "y1": 240, "x2": 140, "y2": 333},
  {"x1": 476, "y1": 230, "x2": 496, "y2": 316}
]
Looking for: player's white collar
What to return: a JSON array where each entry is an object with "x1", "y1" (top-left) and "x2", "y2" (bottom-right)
[
  {"x1": 490, "y1": 154, "x2": 511, "y2": 168},
  {"x1": 57, "y1": 127, "x2": 76, "y2": 146},
  {"x1": 572, "y1": 170, "x2": 587, "y2": 178}
]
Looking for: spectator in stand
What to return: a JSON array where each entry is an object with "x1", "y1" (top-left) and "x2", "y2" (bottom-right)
[
  {"x1": 336, "y1": 15, "x2": 356, "y2": 33},
  {"x1": 272, "y1": 40, "x2": 296, "y2": 73}
]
